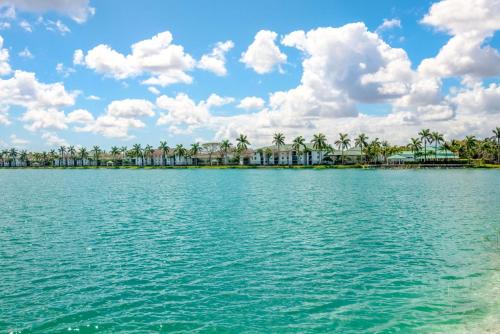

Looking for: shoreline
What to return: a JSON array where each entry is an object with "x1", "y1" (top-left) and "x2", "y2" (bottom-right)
[{"x1": 1, "y1": 164, "x2": 499, "y2": 170}]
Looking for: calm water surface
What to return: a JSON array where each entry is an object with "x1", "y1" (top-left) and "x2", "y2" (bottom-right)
[{"x1": 0, "y1": 169, "x2": 499, "y2": 333}]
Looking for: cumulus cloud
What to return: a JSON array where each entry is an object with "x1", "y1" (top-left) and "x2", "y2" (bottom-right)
[
  {"x1": 0, "y1": 36, "x2": 11, "y2": 75},
  {"x1": 198, "y1": 40, "x2": 234, "y2": 76},
  {"x1": 67, "y1": 100, "x2": 155, "y2": 139},
  {"x1": 42, "y1": 131, "x2": 68, "y2": 147},
  {"x1": 148, "y1": 86, "x2": 160, "y2": 95},
  {"x1": 376, "y1": 18, "x2": 401, "y2": 33},
  {"x1": 240, "y1": 30, "x2": 287, "y2": 74},
  {"x1": 21, "y1": 108, "x2": 68, "y2": 131},
  {"x1": 2, "y1": 0, "x2": 95, "y2": 23},
  {"x1": 237, "y1": 96, "x2": 265, "y2": 110},
  {"x1": 420, "y1": 0, "x2": 500, "y2": 79},
  {"x1": 18, "y1": 19, "x2": 31, "y2": 32},
  {"x1": 10, "y1": 134, "x2": 29, "y2": 146},
  {"x1": 156, "y1": 93, "x2": 233, "y2": 132},
  {"x1": 18, "y1": 47, "x2": 33, "y2": 58},
  {"x1": 76, "y1": 31, "x2": 196, "y2": 87}
]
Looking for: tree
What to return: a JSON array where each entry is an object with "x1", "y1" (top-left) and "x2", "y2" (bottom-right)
[
  {"x1": 92, "y1": 146, "x2": 101, "y2": 166},
  {"x1": 19, "y1": 150, "x2": 28, "y2": 167},
  {"x1": 430, "y1": 131, "x2": 444, "y2": 161},
  {"x1": 335, "y1": 133, "x2": 351, "y2": 165},
  {"x1": 174, "y1": 144, "x2": 186, "y2": 165},
  {"x1": 79, "y1": 147, "x2": 88, "y2": 166},
  {"x1": 236, "y1": 134, "x2": 250, "y2": 165},
  {"x1": 49, "y1": 149, "x2": 57, "y2": 167},
  {"x1": 67, "y1": 145, "x2": 76, "y2": 167},
  {"x1": 158, "y1": 141, "x2": 169, "y2": 166},
  {"x1": 272, "y1": 132, "x2": 285, "y2": 165},
  {"x1": 408, "y1": 138, "x2": 422, "y2": 161},
  {"x1": 312, "y1": 133, "x2": 327, "y2": 164},
  {"x1": 111, "y1": 146, "x2": 120, "y2": 165},
  {"x1": 418, "y1": 129, "x2": 432, "y2": 162},
  {"x1": 493, "y1": 127, "x2": 500, "y2": 164},
  {"x1": 292, "y1": 136, "x2": 305, "y2": 166},
  {"x1": 354, "y1": 133, "x2": 369, "y2": 164},
  {"x1": 189, "y1": 142, "x2": 201, "y2": 166},
  {"x1": 132, "y1": 144, "x2": 143, "y2": 166},
  {"x1": 144, "y1": 144, "x2": 154, "y2": 166},
  {"x1": 120, "y1": 146, "x2": 128, "y2": 165},
  {"x1": 220, "y1": 140, "x2": 232, "y2": 165},
  {"x1": 9, "y1": 148, "x2": 18, "y2": 167},
  {"x1": 202, "y1": 142, "x2": 218, "y2": 166},
  {"x1": 464, "y1": 135, "x2": 477, "y2": 164},
  {"x1": 59, "y1": 146, "x2": 66, "y2": 167}
]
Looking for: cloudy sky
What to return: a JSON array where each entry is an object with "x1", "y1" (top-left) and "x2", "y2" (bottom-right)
[{"x1": 0, "y1": 0, "x2": 499, "y2": 149}]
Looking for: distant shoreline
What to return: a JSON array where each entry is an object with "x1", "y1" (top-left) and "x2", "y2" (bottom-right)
[{"x1": 1, "y1": 164, "x2": 499, "y2": 170}]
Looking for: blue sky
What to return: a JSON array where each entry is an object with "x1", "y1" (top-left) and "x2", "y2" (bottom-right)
[{"x1": 0, "y1": 0, "x2": 499, "y2": 150}]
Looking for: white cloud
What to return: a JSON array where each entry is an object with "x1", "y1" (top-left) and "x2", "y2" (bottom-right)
[
  {"x1": 2, "y1": 0, "x2": 95, "y2": 23},
  {"x1": 73, "y1": 49, "x2": 84, "y2": 65},
  {"x1": 41, "y1": 131, "x2": 68, "y2": 147},
  {"x1": 18, "y1": 47, "x2": 33, "y2": 58},
  {"x1": 55, "y1": 63, "x2": 75, "y2": 77},
  {"x1": 67, "y1": 100, "x2": 155, "y2": 139},
  {"x1": 106, "y1": 99, "x2": 155, "y2": 117},
  {"x1": 44, "y1": 19, "x2": 70, "y2": 35},
  {"x1": 0, "y1": 36, "x2": 11, "y2": 75},
  {"x1": 0, "y1": 22, "x2": 11, "y2": 30},
  {"x1": 198, "y1": 40, "x2": 234, "y2": 76},
  {"x1": 237, "y1": 96, "x2": 265, "y2": 110},
  {"x1": 376, "y1": 18, "x2": 401, "y2": 33},
  {"x1": 86, "y1": 94, "x2": 100, "y2": 100},
  {"x1": 21, "y1": 108, "x2": 68, "y2": 131},
  {"x1": 156, "y1": 93, "x2": 233, "y2": 131},
  {"x1": 78, "y1": 31, "x2": 196, "y2": 87},
  {"x1": 419, "y1": 0, "x2": 500, "y2": 79},
  {"x1": 10, "y1": 134, "x2": 29, "y2": 146},
  {"x1": 148, "y1": 86, "x2": 160, "y2": 95},
  {"x1": 18, "y1": 19, "x2": 31, "y2": 32},
  {"x1": 240, "y1": 30, "x2": 287, "y2": 74}
]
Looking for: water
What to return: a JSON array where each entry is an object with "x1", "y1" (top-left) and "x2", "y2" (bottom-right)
[{"x1": 0, "y1": 169, "x2": 499, "y2": 333}]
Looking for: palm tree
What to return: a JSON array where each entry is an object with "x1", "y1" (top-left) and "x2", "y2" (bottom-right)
[
  {"x1": 78, "y1": 147, "x2": 88, "y2": 166},
  {"x1": 236, "y1": 134, "x2": 250, "y2": 165},
  {"x1": 368, "y1": 138, "x2": 381, "y2": 163},
  {"x1": 92, "y1": 145, "x2": 101, "y2": 166},
  {"x1": 190, "y1": 142, "x2": 201, "y2": 166},
  {"x1": 312, "y1": 133, "x2": 327, "y2": 164},
  {"x1": 19, "y1": 150, "x2": 28, "y2": 167},
  {"x1": 493, "y1": 127, "x2": 500, "y2": 164},
  {"x1": 418, "y1": 129, "x2": 432, "y2": 162},
  {"x1": 464, "y1": 135, "x2": 477, "y2": 164},
  {"x1": 220, "y1": 139, "x2": 232, "y2": 165},
  {"x1": 9, "y1": 148, "x2": 18, "y2": 167},
  {"x1": 132, "y1": 144, "x2": 143, "y2": 166},
  {"x1": 430, "y1": 131, "x2": 444, "y2": 161},
  {"x1": 408, "y1": 138, "x2": 422, "y2": 161},
  {"x1": 68, "y1": 145, "x2": 76, "y2": 167},
  {"x1": 174, "y1": 144, "x2": 186, "y2": 165},
  {"x1": 292, "y1": 136, "x2": 305, "y2": 165},
  {"x1": 144, "y1": 144, "x2": 154, "y2": 166},
  {"x1": 49, "y1": 149, "x2": 57, "y2": 167},
  {"x1": 354, "y1": 133, "x2": 369, "y2": 164},
  {"x1": 110, "y1": 146, "x2": 120, "y2": 165},
  {"x1": 58, "y1": 145, "x2": 66, "y2": 167},
  {"x1": 120, "y1": 146, "x2": 128, "y2": 165},
  {"x1": 272, "y1": 132, "x2": 285, "y2": 165},
  {"x1": 335, "y1": 133, "x2": 351, "y2": 165},
  {"x1": 158, "y1": 141, "x2": 169, "y2": 166}
]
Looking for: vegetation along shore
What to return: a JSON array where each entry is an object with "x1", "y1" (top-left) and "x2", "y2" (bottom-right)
[{"x1": 1, "y1": 127, "x2": 499, "y2": 169}]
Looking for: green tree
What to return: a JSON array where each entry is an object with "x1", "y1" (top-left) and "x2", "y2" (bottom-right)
[
  {"x1": 292, "y1": 136, "x2": 305, "y2": 166},
  {"x1": 418, "y1": 129, "x2": 432, "y2": 162},
  {"x1": 493, "y1": 127, "x2": 500, "y2": 164},
  {"x1": 312, "y1": 133, "x2": 327, "y2": 164},
  {"x1": 92, "y1": 145, "x2": 101, "y2": 166},
  {"x1": 408, "y1": 138, "x2": 422, "y2": 161},
  {"x1": 464, "y1": 135, "x2": 477, "y2": 164},
  {"x1": 191, "y1": 142, "x2": 201, "y2": 166},
  {"x1": 9, "y1": 148, "x2": 18, "y2": 167},
  {"x1": 174, "y1": 144, "x2": 186, "y2": 165},
  {"x1": 132, "y1": 144, "x2": 143, "y2": 166},
  {"x1": 110, "y1": 146, "x2": 120, "y2": 165},
  {"x1": 354, "y1": 133, "x2": 369, "y2": 164},
  {"x1": 272, "y1": 132, "x2": 285, "y2": 165},
  {"x1": 79, "y1": 147, "x2": 88, "y2": 166},
  {"x1": 158, "y1": 141, "x2": 169, "y2": 166},
  {"x1": 144, "y1": 144, "x2": 154, "y2": 166},
  {"x1": 59, "y1": 145, "x2": 66, "y2": 167},
  {"x1": 220, "y1": 139, "x2": 232, "y2": 165},
  {"x1": 430, "y1": 131, "x2": 444, "y2": 161},
  {"x1": 335, "y1": 133, "x2": 351, "y2": 165}
]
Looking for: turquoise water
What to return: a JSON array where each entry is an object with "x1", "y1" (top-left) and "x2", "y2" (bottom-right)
[{"x1": 0, "y1": 169, "x2": 499, "y2": 333}]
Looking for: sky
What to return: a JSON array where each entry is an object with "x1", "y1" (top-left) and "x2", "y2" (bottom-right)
[{"x1": 0, "y1": 0, "x2": 499, "y2": 150}]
